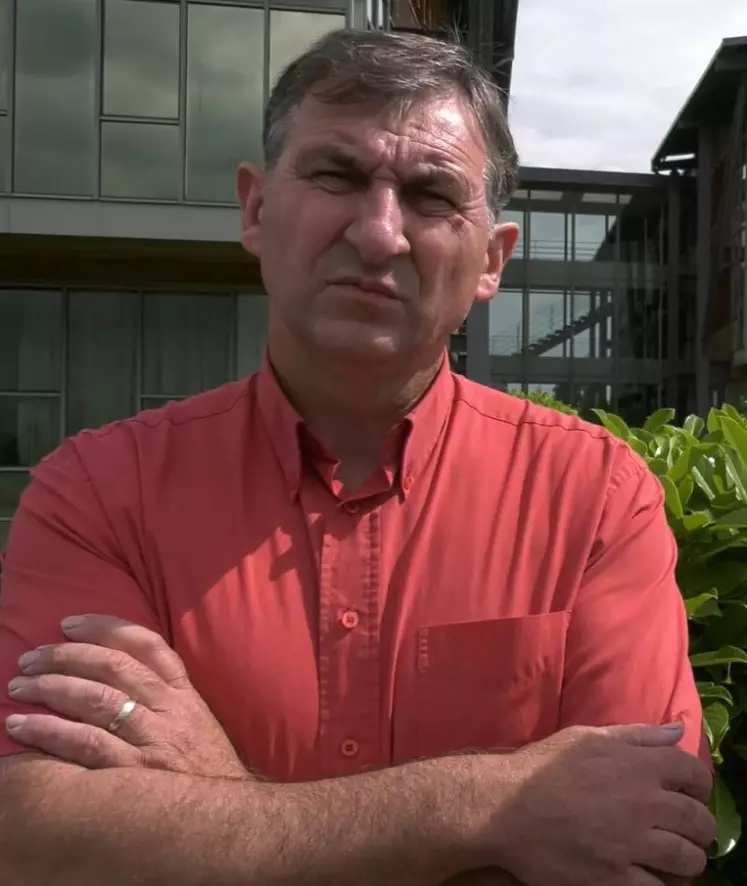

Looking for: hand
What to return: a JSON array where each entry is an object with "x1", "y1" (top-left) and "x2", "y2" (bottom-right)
[
  {"x1": 467, "y1": 723, "x2": 715, "y2": 886},
  {"x1": 5, "y1": 614, "x2": 248, "y2": 779}
]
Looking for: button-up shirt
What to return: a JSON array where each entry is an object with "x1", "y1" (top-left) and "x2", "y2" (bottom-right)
[{"x1": 0, "y1": 359, "x2": 703, "y2": 779}]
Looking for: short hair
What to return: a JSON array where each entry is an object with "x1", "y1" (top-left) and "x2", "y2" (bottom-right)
[{"x1": 263, "y1": 28, "x2": 519, "y2": 220}]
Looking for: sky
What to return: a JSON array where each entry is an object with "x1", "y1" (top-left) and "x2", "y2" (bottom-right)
[{"x1": 509, "y1": 0, "x2": 747, "y2": 172}]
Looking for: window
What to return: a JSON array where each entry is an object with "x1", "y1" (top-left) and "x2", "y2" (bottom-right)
[
  {"x1": 572, "y1": 288, "x2": 613, "y2": 358},
  {"x1": 100, "y1": 121, "x2": 180, "y2": 199},
  {"x1": 0, "y1": 115, "x2": 7, "y2": 192},
  {"x1": 103, "y1": 0, "x2": 180, "y2": 119},
  {"x1": 529, "y1": 210, "x2": 568, "y2": 260},
  {"x1": 268, "y1": 10, "x2": 345, "y2": 88},
  {"x1": 573, "y1": 212, "x2": 615, "y2": 261},
  {"x1": 236, "y1": 295, "x2": 269, "y2": 378},
  {"x1": 142, "y1": 293, "x2": 236, "y2": 399},
  {"x1": 528, "y1": 289, "x2": 570, "y2": 357},
  {"x1": 186, "y1": 3, "x2": 264, "y2": 202},
  {"x1": 489, "y1": 288, "x2": 523, "y2": 356},
  {"x1": 67, "y1": 291, "x2": 139, "y2": 434},
  {"x1": 14, "y1": 0, "x2": 97, "y2": 195}
]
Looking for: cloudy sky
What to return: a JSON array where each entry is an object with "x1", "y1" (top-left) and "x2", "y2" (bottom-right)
[{"x1": 509, "y1": 0, "x2": 747, "y2": 172}]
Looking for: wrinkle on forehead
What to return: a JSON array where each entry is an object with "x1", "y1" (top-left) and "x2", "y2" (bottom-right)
[{"x1": 287, "y1": 94, "x2": 489, "y2": 194}]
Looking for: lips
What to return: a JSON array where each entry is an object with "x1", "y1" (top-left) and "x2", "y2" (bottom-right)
[{"x1": 330, "y1": 277, "x2": 400, "y2": 299}]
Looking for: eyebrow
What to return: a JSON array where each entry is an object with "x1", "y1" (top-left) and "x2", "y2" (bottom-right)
[{"x1": 295, "y1": 146, "x2": 470, "y2": 196}]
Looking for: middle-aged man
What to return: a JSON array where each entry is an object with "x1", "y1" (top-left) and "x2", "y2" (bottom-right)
[{"x1": 0, "y1": 28, "x2": 715, "y2": 886}]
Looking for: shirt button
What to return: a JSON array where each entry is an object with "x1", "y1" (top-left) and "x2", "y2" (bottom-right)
[
  {"x1": 403, "y1": 475, "x2": 413, "y2": 491},
  {"x1": 341, "y1": 738, "x2": 359, "y2": 758},
  {"x1": 340, "y1": 609, "x2": 360, "y2": 630}
]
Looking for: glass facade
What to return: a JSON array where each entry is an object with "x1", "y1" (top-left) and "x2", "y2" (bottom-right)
[
  {"x1": 489, "y1": 182, "x2": 673, "y2": 422},
  {"x1": 3, "y1": 0, "x2": 346, "y2": 202},
  {"x1": 0, "y1": 288, "x2": 269, "y2": 546}
]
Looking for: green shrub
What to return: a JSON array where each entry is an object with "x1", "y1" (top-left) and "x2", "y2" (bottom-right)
[
  {"x1": 511, "y1": 393, "x2": 747, "y2": 882},
  {"x1": 508, "y1": 389, "x2": 579, "y2": 416}
]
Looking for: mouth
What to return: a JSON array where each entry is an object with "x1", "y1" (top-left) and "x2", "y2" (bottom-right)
[{"x1": 329, "y1": 277, "x2": 402, "y2": 300}]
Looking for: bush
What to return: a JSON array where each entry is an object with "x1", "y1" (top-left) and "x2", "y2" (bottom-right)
[{"x1": 512, "y1": 394, "x2": 747, "y2": 883}]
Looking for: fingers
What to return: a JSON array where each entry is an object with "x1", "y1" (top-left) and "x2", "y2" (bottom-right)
[
  {"x1": 18, "y1": 641, "x2": 167, "y2": 709},
  {"x1": 636, "y1": 829, "x2": 708, "y2": 880},
  {"x1": 658, "y1": 752, "x2": 713, "y2": 806},
  {"x1": 61, "y1": 614, "x2": 189, "y2": 689},
  {"x1": 8, "y1": 673, "x2": 156, "y2": 743},
  {"x1": 652, "y1": 791, "x2": 717, "y2": 849},
  {"x1": 5, "y1": 713, "x2": 142, "y2": 769},
  {"x1": 602, "y1": 722, "x2": 684, "y2": 747}
]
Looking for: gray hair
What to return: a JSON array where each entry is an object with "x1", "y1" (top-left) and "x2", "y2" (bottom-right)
[{"x1": 263, "y1": 28, "x2": 519, "y2": 220}]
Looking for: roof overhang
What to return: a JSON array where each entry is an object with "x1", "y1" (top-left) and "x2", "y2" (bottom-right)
[{"x1": 652, "y1": 36, "x2": 747, "y2": 171}]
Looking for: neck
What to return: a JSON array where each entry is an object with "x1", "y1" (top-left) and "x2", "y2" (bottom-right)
[{"x1": 267, "y1": 335, "x2": 443, "y2": 466}]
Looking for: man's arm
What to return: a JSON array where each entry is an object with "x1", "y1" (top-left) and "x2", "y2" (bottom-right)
[
  {"x1": 559, "y1": 455, "x2": 706, "y2": 760},
  {"x1": 0, "y1": 751, "x2": 483, "y2": 886}
]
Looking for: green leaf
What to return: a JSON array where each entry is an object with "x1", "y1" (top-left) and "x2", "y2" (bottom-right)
[
  {"x1": 709, "y1": 774, "x2": 741, "y2": 858},
  {"x1": 591, "y1": 409, "x2": 630, "y2": 441},
  {"x1": 720, "y1": 416, "x2": 747, "y2": 466},
  {"x1": 696, "y1": 682, "x2": 734, "y2": 705},
  {"x1": 685, "y1": 592, "x2": 718, "y2": 617},
  {"x1": 704, "y1": 702, "x2": 731, "y2": 753},
  {"x1": 713, "y1": 508, "x2": 747, "y2": 527},
  {"x1": 677, "y1": 475, "x2": 695, "y2": 507},
  {"x1": 684, "y1": 414, "x2": 705, "y2": 437},
  {"x1": 659, "y1": 475, "x2": 683, "y2": 519},
  {"x1": 707, "y1": 408, "x2": 723, "y2": 434},
  {"x1": 680, "y1": 512, "x2": 712, "y2": 532},
  {"x1": 643, "y1": 408, "x2": 676, "y2": 433},
  {"x1": 690, "y1": 646, "x2": 747, "y2": 667}
]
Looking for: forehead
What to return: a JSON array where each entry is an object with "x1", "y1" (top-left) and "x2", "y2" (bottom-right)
[{"x1": 283, "y1": 92, "x2": 488, "y2": 179}]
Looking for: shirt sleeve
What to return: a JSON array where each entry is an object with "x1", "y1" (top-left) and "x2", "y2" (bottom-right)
[
  {"x1": 0, "y1": 438, "x2": 163, "y2": 758},
  {"x1": 559, "y1": 453, "x2": 709, "y2": 764}
]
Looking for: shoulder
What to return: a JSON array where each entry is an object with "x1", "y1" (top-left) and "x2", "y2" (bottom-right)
[
  {"x1": 450, "y1": 375, "x2": 649, "y2": 490},
  {"x1": 31, "y1": 378, "x2": 255, "y2": 503}
]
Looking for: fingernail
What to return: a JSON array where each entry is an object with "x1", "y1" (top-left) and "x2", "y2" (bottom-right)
[
  {"x1": 6, "y1": 714, "x2": 28, "y2": 733},
  {"x1": 61, "y1": 616, "x2": 85, "y2": 632},
  {"x1": 662, "y1": 721, "x2": 684, "y2": 732},
  {"x1": 8, "y1": 677, "x2": 28, "y2": 696},
  {"x1": 18, "y1": 651, "x2": 40, "y2": 671}
]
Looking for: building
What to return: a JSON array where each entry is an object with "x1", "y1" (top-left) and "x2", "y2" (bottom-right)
[{"x1": 3, "y1": 1, "x2": 744, "y2": 541}]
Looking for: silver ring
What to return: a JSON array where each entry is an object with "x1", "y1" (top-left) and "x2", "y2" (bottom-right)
[{"x1": 107, "y1": 698, "x2": 137, "y2": 734}]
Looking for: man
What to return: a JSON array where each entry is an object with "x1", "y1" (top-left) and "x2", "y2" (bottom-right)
[{"x1": 0, "y1": 28, "x2": 714, "y2": 886}]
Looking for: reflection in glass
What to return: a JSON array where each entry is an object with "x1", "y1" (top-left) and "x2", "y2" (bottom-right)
[
  {"x1": 103, "y1": 0, "x2": 179, "y2": 119},
  {"x1": 0, "y1": 290, "x2": 62, "y2": 391},
  {"x1": 0, "y1": 471, "x2": 30, "y2": 518},
  {"x1": 572, "y1": 288, "x2": 613, "y2": 358},
  {"x1": 529, "y1": 211, "x2": 567, "y2": 260},
  {"x1": 0, "y1": 0, "x2": 8, "y2": 111},
  {"x1": 0, "y1": 397, "x2": 60, "y2": 466},
  {"x1": 575, "y1": 383, "x2": 613, "y2": 414},
  {"x1": 14, "y1": 0, "x2": 97, "y2": 195},
  {"x1": 101, "y1": 122, "x2": 180, "y2": 199},
  {"x1": 142, "y1": 294, "x2": 236, "y2": 396},
  {"x1": 269, "y1": 11, "x2": 345, "y2": 88},
  {"x1": 187, "y1": 4, "x2": 264, "y2": 202},
  {"x1": 489, "y1": 288, "x2": 523, "y2": 355},
  {"x1": 573, "y1": 212, "x2": 614, "y2": 261},
  {"x1": 237, "y1": 295, "x2": 269, "y2": 377},
  {"x1": 499, "y1": 209, "x2": 524, "y2": 259},
  {"x1": 528, "y1": 289, "x2": 569, "y2": 357},
  {"x1": 67, "y1": 292, "x2": 139, "y2": 434}
]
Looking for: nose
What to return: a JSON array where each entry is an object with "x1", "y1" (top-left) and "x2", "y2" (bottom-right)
[{"x1": 342, "y1": 184, "x2": 411, "y2": 266}]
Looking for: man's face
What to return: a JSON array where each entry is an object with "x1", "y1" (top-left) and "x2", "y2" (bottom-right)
[{"x1": 238, "y1": 91, "x2": 518, "y2": 366}]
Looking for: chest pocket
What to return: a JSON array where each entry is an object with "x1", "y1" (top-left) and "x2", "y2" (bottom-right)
[{"x1": 392, "y1": 611, "x2": 570, "y2": 762}]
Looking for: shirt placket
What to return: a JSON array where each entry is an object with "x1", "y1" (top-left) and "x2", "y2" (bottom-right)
[{"x1": 317, "y1": 499, "x2": 383, "y2": 774}]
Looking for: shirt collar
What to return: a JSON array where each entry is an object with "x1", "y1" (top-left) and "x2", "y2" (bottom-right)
[{"x1": 256, "y1": 353, "x2": 455, "y2": 499}]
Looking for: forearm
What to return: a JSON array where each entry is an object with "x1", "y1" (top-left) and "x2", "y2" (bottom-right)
[{"x1": 0, "y1": 754, "x2": 485, "y2": 886}]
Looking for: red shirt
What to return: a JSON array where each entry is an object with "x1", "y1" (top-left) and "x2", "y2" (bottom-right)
[{"x1": 0, "y1": 360, "x2": 703, "y2": 780}]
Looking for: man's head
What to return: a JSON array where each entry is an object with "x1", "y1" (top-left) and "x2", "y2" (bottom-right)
[{"x1": 238, "y1": 28, "x2": 519, "y2": 371}]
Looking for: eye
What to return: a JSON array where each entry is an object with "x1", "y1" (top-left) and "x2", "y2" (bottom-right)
[
  {"x1": 413, "y1": 190, "x2": 457, "y2": 212},
  {"x1": 312, "y1": 170, "x2": 353, "y2": 187}
]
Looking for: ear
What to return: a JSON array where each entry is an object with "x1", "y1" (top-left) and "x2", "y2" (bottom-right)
[
  {"x1": 237, "y1": 162, "x2": 264, "y2": 257},
  {"x1": 475, "y1": 222, "x2": 520, "y2": 303}
]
